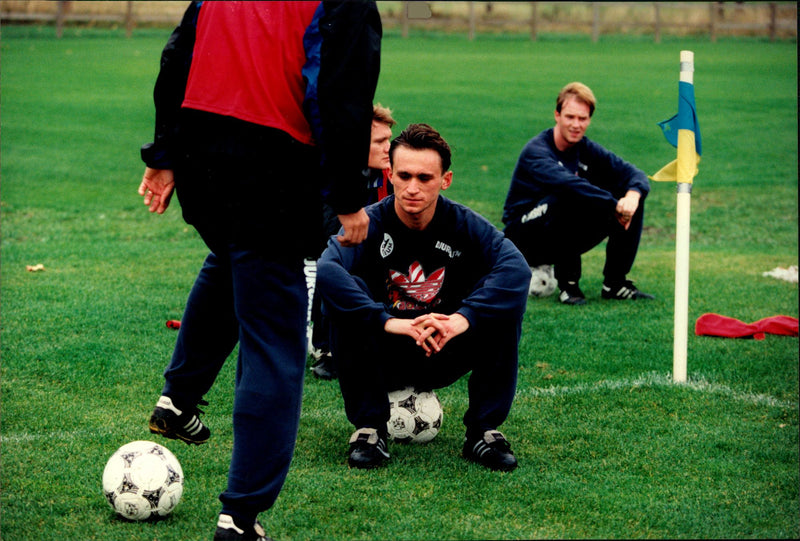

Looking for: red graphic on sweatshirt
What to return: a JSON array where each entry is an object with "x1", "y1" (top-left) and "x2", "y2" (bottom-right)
[{"x1": 388, "y1": 261, "x2": 444, "y2": 311}]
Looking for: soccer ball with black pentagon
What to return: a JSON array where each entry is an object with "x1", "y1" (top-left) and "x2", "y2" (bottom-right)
[
  {"x1": 387, "y1": 387, "x2": 443, "y2": 443},
  {"x1": 529, "y1": 264, "x2": 557, "y2": 297},
  {"x1": 102, "y1": 440, "x2": 184, "y2": 521}
]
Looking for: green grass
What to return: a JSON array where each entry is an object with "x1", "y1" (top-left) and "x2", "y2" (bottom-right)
[{"x1": 1, "y1": 26, "x2": 797, "y2": 540}]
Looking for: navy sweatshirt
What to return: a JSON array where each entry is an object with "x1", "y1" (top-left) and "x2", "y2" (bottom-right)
[
  {"x1": 318, "y1": 196, "x2": 531, "y2": 333},
  {"x1": 503, "y1": 128, "x2": 649, "y2": 225}
]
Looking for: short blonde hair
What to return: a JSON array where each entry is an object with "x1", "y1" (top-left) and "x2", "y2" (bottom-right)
[
  {"x1": 556, "y1": 82, "x2": 596, "y2": 117},
  {"x1": 373, "y1": 103, "x2": 397, "y2": 127}
]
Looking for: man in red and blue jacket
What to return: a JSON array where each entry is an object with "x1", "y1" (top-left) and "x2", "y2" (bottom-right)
[{"x1": 137, "y1": 2, "x2": 381, "y2": 539}]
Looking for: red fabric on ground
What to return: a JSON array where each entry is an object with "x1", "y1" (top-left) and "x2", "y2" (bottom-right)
[{"x1": 695, "y1": 313, "x2": 799, "y2": 340}]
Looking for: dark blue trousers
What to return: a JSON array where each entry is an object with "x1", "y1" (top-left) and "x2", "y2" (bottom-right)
[
  {"x1": 330, "y1": 313, "x2": 520, "y2": 441},
  {"x1": 504, "y1": 196, "x2": 645, "y2": 285},
  {"x1": 162, "y1": 247, "x2": 307, "y2": 525},
  {"x1": 162, "y1": 113, "x2": 320, "y2": 526}
]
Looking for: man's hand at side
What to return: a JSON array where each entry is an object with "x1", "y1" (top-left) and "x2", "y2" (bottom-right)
[
  {"x1": 337, "y1": 209, "x2": 370, "y2": 247},
  {"x1": 138, "y1": 167, "x2": 175, "y2": 214}
]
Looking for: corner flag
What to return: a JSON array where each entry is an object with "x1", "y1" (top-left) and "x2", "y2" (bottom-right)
[
  {"x1": 653, "y1": 51, "x2": 700, "y2": 383},
  {"x1": 650, "y1": 70, "x2": 702, "y2": 182}
]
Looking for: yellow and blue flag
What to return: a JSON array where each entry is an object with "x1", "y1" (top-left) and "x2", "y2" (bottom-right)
[{"x1": 651, "y1": 81, "x2": 701, "y2": 183}]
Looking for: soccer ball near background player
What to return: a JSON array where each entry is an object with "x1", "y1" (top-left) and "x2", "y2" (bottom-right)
[
  {"x1": 529, "y1": 264, "x2": 557, "y2": 297},
  {"x1": 102, "y1": 440, "x2": 184, "y2": 521},
  {"x1": 387, "y1": 387, "x2": 443, "y2": 443}
]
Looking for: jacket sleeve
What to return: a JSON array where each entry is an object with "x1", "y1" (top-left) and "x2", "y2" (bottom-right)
[
  {"x1": 140, "y1": 1, "x2": 200, "y2": 169},
  {"x1": 312, "y1": 1, "x2": 382, "y2": 215},
  {"x1": 456, "y1": 219, "x2": 531, "y2": 328},
  {"x1": 585, "y1": 139, "x2": 650, "y2": 199},
  {"x1": 518, "y1": 139, "x2": 619, "y2": 209},
  {"x1": 316, "y1": 233, "x2": 393, "y2": 331}
]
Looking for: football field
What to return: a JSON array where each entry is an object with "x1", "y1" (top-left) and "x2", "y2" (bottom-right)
[{"x1": 1, "y1": 25, "x2": 797, "y2": 540}]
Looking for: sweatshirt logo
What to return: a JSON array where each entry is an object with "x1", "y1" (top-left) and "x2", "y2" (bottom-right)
[
  {"x1": 435, "y1": 240, "x2": 461, "y2": 259},
  {"x1": 380, "y1": 233, "x2": 394, "y2": 258},
  {"x1": 388, "y1": 261, "x2": 444, "y2": 311},
  {"x1": 521, "y1": 202, "x2": 548, "y2": 224},
  {"x1": 558, "y1": 160, "x2": 588, "y2": 175}
]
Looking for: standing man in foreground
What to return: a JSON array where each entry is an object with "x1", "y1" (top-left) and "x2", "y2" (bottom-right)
[
  {"x1": 317, "y1": 124, "x2": 530, "y2": 472},
  {"x1": 137, "y1": 2, "x2": 381, "y2": 539},
  {"x1": 502, "y1": 82, "x2": 654, "y2": 305}
]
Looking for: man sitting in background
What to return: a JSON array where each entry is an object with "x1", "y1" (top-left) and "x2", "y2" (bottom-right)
[
  {"x1": 503, "y1": 82, "x2": 654, "y2": 305},
  {"x1": 309, "y1": 103, "x2": 397, "y2": 380}
]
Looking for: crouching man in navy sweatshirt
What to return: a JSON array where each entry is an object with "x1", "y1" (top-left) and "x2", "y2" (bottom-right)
[
  {"x1": 503, "y1": 82, "x2": 654, "y2": 306},
  {"x1": 317, "y1": 124, "x2": 530, "y2": 472}
]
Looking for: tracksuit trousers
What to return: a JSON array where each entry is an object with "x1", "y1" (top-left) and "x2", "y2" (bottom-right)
[
  {"x1": 162, "y1": 247, "x2": 308, "y2": 527},
  {"x1": 159, "y1": 112, "x2": 320, "y2": 527},
  {"x1": 330, "y1": 314, "x2": 521, "y2": 441},
  {"x1": 504, "y1": 195, "x2": 645, "y2": 285}
]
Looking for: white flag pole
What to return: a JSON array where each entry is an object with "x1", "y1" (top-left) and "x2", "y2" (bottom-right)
[
  {"x1": 673, "y1": 186, "x2": 691, "y2": 382},
  {"x1": 672, "y1": 50, "x2": 694, "y2": 383}
]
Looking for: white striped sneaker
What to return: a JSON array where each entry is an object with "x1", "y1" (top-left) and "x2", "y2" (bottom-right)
[
  {"x1": 348, "y1": 428, "x2": 390, "y2": 469},
  {"x1": 558, "y1": 281, "x2": 586, "y2": 305},
  {"x1": 463, "y1": 430, "x2": 518, "y2": 472},
  {"x1": 601, "y1": 280, "x2": 655, "y2": 300},
  {"x1": 149, "y1": 395, "x2": 210, "y2": 445}
]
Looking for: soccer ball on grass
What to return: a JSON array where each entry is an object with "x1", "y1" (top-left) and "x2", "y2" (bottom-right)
[
  {"x1": 387, "y1": 387, "x2": 443, "y2": 443},
  {"x1": 529, "y1": 264, "x2": 557, "y2": 297},
  {"x1": 102, "y1": 440, "x2": 184, "y2": 521}
]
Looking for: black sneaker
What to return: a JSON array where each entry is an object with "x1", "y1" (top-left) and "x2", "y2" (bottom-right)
[
  {"x1": 348, "y1": 428, "x2": 389, "y2": 469},
  {"x1": 149, "y1": 395, "x2": 210, "y2": 445},
  {"x1": 601, "y1": 280, "x2": 655, "y2": 300},
  {"x1": 558, "y1": 281, "x2": 586, "y2": 305},
  {"x1": 463, "y1": 430, "x2": 518, "y2": 472},
  {"x1": 213, "y1": 514, "x2": 271, "y2": 541},
  {"x1": 310, "y1": 350, "x2": 337, "y2": 380}
]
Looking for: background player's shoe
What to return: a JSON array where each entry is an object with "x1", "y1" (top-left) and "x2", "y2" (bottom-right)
[
  {"x1": 310, "y1": 350, "x2": 337, "y2": 380},
  {"x1": 601, "y1": 280, "x2": 654, "y2": 300},
  {"x1": 558, "y1": 281, "x2": 586, "y2": 305},
  {"x1": 149, "y1": 395, "x2": 210, "y2": 445}
]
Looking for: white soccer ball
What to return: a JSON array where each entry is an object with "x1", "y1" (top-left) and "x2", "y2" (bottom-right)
[
  {"x1": 102, "y1": 440, "x2": 184, "y2": 521},
  {"x1": 528, "y1": 264, "x2": 557, "y2": 297},
  {"x1": 387, "y1": 387, "x2": 443, "y2": 443}
]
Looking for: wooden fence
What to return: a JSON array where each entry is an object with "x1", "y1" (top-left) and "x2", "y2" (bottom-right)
[
  {"x1": 0, "y1": 1, "x2": 796, "y2": 42},
  {"x1": 389, "y1": 2, "x2": 797, "y2": 42}
]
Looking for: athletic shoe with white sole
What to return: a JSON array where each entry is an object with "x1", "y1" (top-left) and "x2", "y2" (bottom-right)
[
  {"x1": 348, "y1": 427, "x2": 389, "y2": 469},
  {"x1": 463, "y1": 430, "x2": 518, "y2": 472},
  {"x1": 558, "y1": 281, "x2": 586, "y2": 305},
  {"x1": 310, "y1": 350, "x2": 337, "y2": 380},
  {"x1": 148, "y1": 395, "x2": 210, "y2": 445},
  {"x1": 601, "y1": 280, "x2": 655, "y2": 300},
  {"x1": 213, "y1": 514, "x2": 272, "y2": 541}
]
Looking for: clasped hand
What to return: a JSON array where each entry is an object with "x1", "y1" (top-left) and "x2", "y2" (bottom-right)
[{"x1": 384, "y1": 312, "x2": 470, "y2": 357}]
